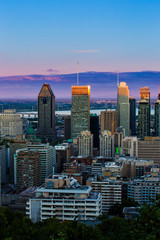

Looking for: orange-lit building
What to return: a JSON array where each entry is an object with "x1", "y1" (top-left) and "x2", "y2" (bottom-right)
[{"x1": 71, "y1": 86, "x2": 90, "y2": 138}]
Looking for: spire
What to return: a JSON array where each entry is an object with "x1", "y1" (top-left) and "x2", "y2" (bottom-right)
[{"x1": 38, "y1": 83, "x2": 54, "y2": 97}]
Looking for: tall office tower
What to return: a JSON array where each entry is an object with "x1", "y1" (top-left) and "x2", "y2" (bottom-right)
[
  {"x1": 27, "y1": 143, "x2": 54, "y2": 185},
  {"x1": 117, "y1": 82, "x2": 130, "y2": 136},
  {"x1": 100, "y1": 110, "x2": 118, "y2": 134},
  {"x1": 138, "y1": 87, "x2": 150, "y2": 139},
  {"x1": 37, "y1": 83, "x2": 55, "y2": 141},
  {"x1": 99, "y1": 130, "x2": 112, "y2": 157},
  {"x1": 77, "y1": 131, "x2": 93, "y2": 157},
  {"x1": 0, "y1": 110, "x2": 23, "y2": 138},
  {"x1": 71, "y1": 86, "x2": 90, "y2": 139},
  {"x1": 64, "y1": 115, "x2": 71, "y2": 140},
  {"x1": 14, "y1": 149, "x2": 41, "y2": 188},
  {"x1": 90, "y1": 114, "x2": 99, "y2": 148},
  {"x1": 154, "y1": 94, "x2": 160, "y2": 136},
  {"x1": 129, "y1": 97, "x2": 136, "y2": 135}
]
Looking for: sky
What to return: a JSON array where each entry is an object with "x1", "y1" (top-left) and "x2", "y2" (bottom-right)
[{"x1": 0, "y1": 0, "x2": 160, "y2": 77}]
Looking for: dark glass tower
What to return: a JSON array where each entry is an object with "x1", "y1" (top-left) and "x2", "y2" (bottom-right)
[
  {"x1": 90, "y1": 114, "x2": 99, "y2": 149},
  {"x1": 154, "y1": 94, "x2": 160, "y2": 136},
  {"x1": 37, "y1": 83, "x2": 55, "y2": 141},
  {"x1": 129, "y1": 97, "x2": 136, "y2": 135}
]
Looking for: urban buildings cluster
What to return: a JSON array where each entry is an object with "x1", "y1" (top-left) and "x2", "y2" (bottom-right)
[{"x1": 1, "y1": 81, "x2": 160, "y2": 222}]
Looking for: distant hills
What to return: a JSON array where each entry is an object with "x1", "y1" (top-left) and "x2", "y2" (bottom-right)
[{"x1": 0, "y1": 71, "x2": 160, "y2": 99}]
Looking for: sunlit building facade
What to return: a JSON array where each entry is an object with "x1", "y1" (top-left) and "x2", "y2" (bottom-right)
[
  {"x1": 71, "y1": 86, "x2": 90, "y2": 139},
  {"x1": 117, "y1": 82, "x2": 130, "y2": 136}
]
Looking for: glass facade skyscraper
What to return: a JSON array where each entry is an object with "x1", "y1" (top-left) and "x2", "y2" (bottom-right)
[
  {"x1": 117, "y1": 82, "x2": 130, "y2": 136},
  {"x1": 71, "y1": 86, "x2": 90, "y2": 139}
]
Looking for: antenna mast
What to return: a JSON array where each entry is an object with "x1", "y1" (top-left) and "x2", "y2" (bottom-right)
[
  {"x1": 117, "y1": 72, "x2": 119, "y2": 87},
  {"x1": 77, "y1": 61, "x2": 79, "y2": 85}
]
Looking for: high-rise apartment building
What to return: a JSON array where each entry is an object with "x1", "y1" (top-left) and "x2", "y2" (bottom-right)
[
  {"x1": 121, "y1": 136, "x2": 138, "y2": 157},
  {"x1": 77, "y1": 131, "x2": 93, "y2": 157},
  {"x1": 129, "y1": 97, "x2": 136, "y2": 135},
  {"x1": 26, "y1": 174, "x2": 102, "y2": 222},
  {"x1": 27, "y1": 143, "x2": 54, "y2": 185},
  {"x1": 100, "y1": 110, "x2": 118, "y2": 134},
  {"x1": 138, "y1": 87, "x2": 150, "y2": 139},
  {"x1": 117, "y1": 82, "x2": 130, "y2": 136},
  {"x1": 90, "y1": 179, "x2": 122, "y2": 212},
  {"x1": 9, "y1": 139, "x2": 29, "y2": 183},
  {"x1": 0, "y1": 110, "x2": 23, "y2": 138},
  {"x1": 99, "y1": 130, "x2": 112, "y2": 157},
  {"x1": 154, "y1": 94, "x2": 160, "y2": 136},
  {"x1": 14, "y1": 149, "x2": 41, "y2": 188},
  {"x1": 71, "y1": 86, "x2": 90, "y2": 139},
  {"x1": 37, "y1": 83, "x2": 55, "y2": 141}
]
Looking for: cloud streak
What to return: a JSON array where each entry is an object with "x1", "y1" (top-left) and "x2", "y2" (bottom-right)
[
  {"x1": 72, "y1": 49, "x2": 100, "y2": 53},
  {"x1": 46, "y1": 68, "x2": 59, "y2": 73}
]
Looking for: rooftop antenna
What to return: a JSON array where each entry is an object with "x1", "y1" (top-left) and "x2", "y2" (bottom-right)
[
  {"x1": 117, "y1": 72, "x2": 119, "y2": 87},
  {"x1": 77, "y1": 61, "x2": 79, "y2": 85}
]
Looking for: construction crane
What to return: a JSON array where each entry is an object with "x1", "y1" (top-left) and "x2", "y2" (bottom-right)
[{"x1": 112, "y1": 121, "x2": 115, "y2": 135}]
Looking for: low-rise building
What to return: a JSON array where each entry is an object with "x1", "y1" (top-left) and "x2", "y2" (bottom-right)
[{"x1": 128, "y1": 176, "x2": 160, "y2": 205}]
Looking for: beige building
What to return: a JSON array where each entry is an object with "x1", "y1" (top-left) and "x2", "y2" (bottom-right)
[
  {"x1": 0, "y1": 110, "x2": 23, "y2": 138},
  {"x1": 100, "y1": 110, "x2": 118, "y2": 133},
  {"x1": 138, "y1": 137, "x2": 160, "y2": 164},
  {"x1": 100, "y1": 130, "x2": 112, "y2": 157},
  {"x1": 77, "y1": 131, "x2": 93, "y2": 157},
  {"x1": 121, "y1": 136, "x2": 138, "y2": 157}
]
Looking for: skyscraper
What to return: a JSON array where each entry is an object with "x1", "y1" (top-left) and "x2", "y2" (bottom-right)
[
  {"x1": 71, "y1": 86, "x2": 90, "y2": 139},
  {"x1": 129, "y1": 97, "x2": 136, "y2": 135},
  {"x1": 37, "y1": 83, "x2": 55, "y2": 141},
  {"x1": 90, "y1": 114, "x2": 99, "y2": 149},
  {"x1": 117, "y1": 82, "x2": 130, "y2": 136},
  {"x1": 154, "y1": 93, "x2": 160, "y2": 136},
  {"x1": 138, "y1": 87, "x2": 150, "y2": 139}
]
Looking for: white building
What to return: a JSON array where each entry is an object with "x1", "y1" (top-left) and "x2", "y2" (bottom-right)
[
  {"x1": 77, "y1": 131, "x2": 93, "y2": 157},
  {"x1": 100, "y1": 130, "x2": 112, "y2": 157},
  {"x1": 0, "y1": 110, "x2": 23, "y2": 138},
  {"x1": 91, "y1": 178, "x2": 122, "y2": 212},
  {"x1": 26, "y1": 174, "x2": 102, "y2": 222},
  {"x1": 121, "y1": 136, "x2": 138, "y2": 157},
  {"x1": 27, "y1": 143, "x2": 55, "y2": 184}
]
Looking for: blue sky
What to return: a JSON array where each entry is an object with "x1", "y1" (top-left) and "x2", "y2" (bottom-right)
[{"x1": 0, "y1": 0, "x2": 160, "y2": 76}]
